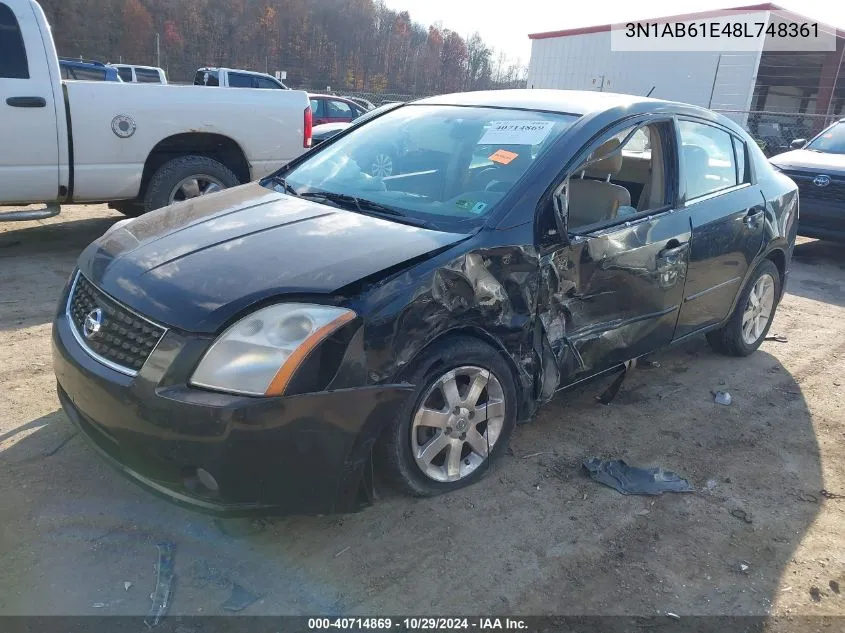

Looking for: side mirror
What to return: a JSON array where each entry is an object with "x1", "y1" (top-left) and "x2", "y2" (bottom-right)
[{"x1": 790, "y1": 138, "x2": 807, "y2": 150}]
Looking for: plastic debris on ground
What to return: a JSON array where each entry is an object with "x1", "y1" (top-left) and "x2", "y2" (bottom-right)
[
  {"x1": 582, "y1": 458, "x2": 695, "y2": 496},
  {"x1": 595, "y1": 360, "x2": 636, "y2": 405},
  {"x1": 144, "y1": 542, "x2": 176, "y2": 629},
  {"x1": 713, "y1": 390, "x2": 732, "y2": 406},
  {"x1": 221, "y1": 582, "x2": 261, "y2": 612}
]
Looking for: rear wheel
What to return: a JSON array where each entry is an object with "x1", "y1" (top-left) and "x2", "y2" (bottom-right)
[
  {"x1": 378, "y1": 336, "x2": 517, "y2": 497},
  {"x1": 143, "y1": 155, "x2": 240, "y2": 212},
  {"x1": 706, "y1": 259, "x2": 780, "y2": 357}
]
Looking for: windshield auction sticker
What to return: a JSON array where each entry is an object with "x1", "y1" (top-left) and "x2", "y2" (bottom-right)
[
  {"x1": 479, "y1": 121, "x2": 554, "y2": 146},
  {"x1": 610, "y1": 9, "x2": 835, "y2": 51}
]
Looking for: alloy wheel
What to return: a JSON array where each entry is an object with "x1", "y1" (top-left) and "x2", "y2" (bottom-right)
[
  {"x1": 370, "y1": 153, "x2": 394, "y2": 178},
  {"x1": 169, "y1": 174, "x2": 225, "y2": 203},
  {"x1": 410, "y1": 366, "x2": 506, "y2": 482},
  {"x1": 741, "y1": 272, "x2": 776, "y2": 345}
]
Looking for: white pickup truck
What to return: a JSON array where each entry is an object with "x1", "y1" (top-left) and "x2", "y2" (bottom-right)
[{"x1": 0, "y1": 0, "x2": 311, "y2": 220}]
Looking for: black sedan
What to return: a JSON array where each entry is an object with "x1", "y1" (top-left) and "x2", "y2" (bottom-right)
[
  {"x1": 53, "y1": 90, "x2": 798, "y2": 515},
  {"x1": 770, "y1": 118, "x2": 845, "y2": 241}
]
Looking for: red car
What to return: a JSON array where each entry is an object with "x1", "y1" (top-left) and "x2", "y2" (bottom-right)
[{"x1": 308, "y1": 94, "x2": 367, "y2": 125}]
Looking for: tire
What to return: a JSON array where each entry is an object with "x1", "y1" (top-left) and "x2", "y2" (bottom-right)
[
  {"x1": 377, "y1": 335, "x2": 517, "y2": 497},
  {"x1": 706, "y1": 259, "x2": 781, "y2": 357},
  {"x1": 143, "y1": 155, "x2": 240, "y2": 213}
]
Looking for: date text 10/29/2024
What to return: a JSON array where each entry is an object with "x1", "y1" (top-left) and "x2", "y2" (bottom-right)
[{"x1": 308, "y1": 618, "x2": 528, "y2": 631}]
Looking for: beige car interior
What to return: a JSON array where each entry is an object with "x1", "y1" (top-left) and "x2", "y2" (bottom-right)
[{"x1": 566, "y1": 124, "x2": 667, "y2": 230}]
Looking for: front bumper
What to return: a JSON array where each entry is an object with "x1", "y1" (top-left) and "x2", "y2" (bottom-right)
[
  {"x1": 52, "y1": 310, "x2": 411, "y2": 516},
  {"x1": 797, "y1": 198, "x2": 845, "y2": 242}
]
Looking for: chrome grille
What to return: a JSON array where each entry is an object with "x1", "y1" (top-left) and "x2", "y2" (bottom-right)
[{"x1": 66, "y1": 273, "x2": 165, "y2": 375}]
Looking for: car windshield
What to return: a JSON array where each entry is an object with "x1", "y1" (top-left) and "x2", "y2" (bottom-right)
[
  {"x1": 807, "y1": 121, "x2": 845, "y2": 154},
  {"x1": 266, "y1": 105, "x2": 579, "y2": 231}
]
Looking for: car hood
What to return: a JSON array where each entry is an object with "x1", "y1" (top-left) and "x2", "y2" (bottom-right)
[
  {"x1": 769, "y1": 149, "x2": 845, "y2": 174},
  {"x1": 78, "y1": 183, "x2": 467, "y2": 333}
]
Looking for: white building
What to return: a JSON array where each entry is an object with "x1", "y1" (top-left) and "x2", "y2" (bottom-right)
[{"x1": 526, "y1": 3, "x2": 845, "y2": 134}]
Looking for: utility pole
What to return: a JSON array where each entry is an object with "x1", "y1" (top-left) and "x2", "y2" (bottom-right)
[
  {"x1": 155, "y1": 32, "x2": 160, "y2": 68},
  {"x1": 708, "y1": 53, "x2": 723, "y2": 108}
]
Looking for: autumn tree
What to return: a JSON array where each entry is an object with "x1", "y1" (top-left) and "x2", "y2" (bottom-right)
[{"x1": 37, "y1": 0, "x2": 526, "y2": 94}]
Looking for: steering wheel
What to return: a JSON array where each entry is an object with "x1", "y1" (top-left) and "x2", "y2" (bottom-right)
[
  {"x1": 485, "y1": 179, "x2": 514, "y2": 193},
  {"x1": 470, "y1": 166, "x2": 500, "y2": 190}
]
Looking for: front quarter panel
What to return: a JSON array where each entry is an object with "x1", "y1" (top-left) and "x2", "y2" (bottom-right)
[{"x1": 354, "y1": 225, "x2": 542, "y2": 421}]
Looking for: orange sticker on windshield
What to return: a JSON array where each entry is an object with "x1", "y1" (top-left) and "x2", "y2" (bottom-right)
[{"x1": 489, "y1": 149, "x2": 519, "y2": 165}]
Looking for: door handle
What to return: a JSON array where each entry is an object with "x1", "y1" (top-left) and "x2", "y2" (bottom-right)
[
  {"x1": 6, "y1": 96, "x2": 47, "y2": 108},
  {"x1": 657, "y1": 241, "x2": 689, "y2": 259},
  {"x1": 743, "y1": 207, "x2": 765, "y2": 228}
]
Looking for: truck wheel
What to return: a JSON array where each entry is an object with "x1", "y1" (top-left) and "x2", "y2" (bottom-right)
[
  {"x1": 377, "y1": 336, "x2": 517, "y2": 497},
  {"x1": 144, "y1": 155, "x2": 240, "y2": 212}
]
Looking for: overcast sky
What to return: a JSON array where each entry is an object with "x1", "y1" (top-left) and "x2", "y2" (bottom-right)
[{"x1": 383, "y1": 0, "x2": 845, "y2": 65}]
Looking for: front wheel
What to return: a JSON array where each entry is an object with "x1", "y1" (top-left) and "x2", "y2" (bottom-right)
[
  {"x1": 378, "y1": 336, "x2": 517, "y2": 497},
  {"x1": 706, "y1": 259, "x2": 781, "y2": 357}
]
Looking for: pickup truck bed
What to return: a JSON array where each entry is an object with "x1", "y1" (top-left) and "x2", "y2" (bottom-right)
[{"x1": 0, "y1": 0, "x2": 311, "y2": 219}]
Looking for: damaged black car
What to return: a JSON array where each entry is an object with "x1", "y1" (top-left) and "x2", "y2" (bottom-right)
[{"x1": 53, "y1": 90, "x2": 798, "y2": 515}]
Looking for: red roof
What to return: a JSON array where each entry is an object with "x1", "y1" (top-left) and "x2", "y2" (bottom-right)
[{"x1": 527, "y1": 3, "x2": 839, "y2": 40}]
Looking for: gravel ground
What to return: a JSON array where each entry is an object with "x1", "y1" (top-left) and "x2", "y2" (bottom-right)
[{"x1": 1, "y1": 204, "x2": 843, "y2": 619}]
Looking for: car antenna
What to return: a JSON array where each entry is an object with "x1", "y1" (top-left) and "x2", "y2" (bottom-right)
[{"x1": 645, "y1": 86, "x2": 655, "y2": 97}]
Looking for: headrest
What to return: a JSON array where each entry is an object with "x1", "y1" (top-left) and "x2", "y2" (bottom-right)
[
  {"x1": 683, "y1": 144, "x2": 709, "y2": 169},
  {"x1": 585, "y1": 138, "x2": 623, "y2": 177}
]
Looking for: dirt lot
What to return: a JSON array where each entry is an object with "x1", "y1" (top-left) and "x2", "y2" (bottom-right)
[{"x1": 1, "y1": 204, "x2": 843, "y2": 619}]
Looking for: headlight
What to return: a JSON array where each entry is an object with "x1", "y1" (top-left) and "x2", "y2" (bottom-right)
[{"x1": 190, "y1": 303, "x2": 356, "y2": 396}]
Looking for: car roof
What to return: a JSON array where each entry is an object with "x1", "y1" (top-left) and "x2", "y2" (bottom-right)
[
  {"x1": 309, "y1": 94, "x2": 355, "y2": 101},
  {"x1": 59, "y1": 58, "x2": 108, "y2": 68},
  {"x1": 199, "y1": 67, "x2": 276, "y2": 78},
  {"x1": 415, "y1": 89, "x2": 674, "y2": 116},
  {"x1": 114, "y1": 64, "x2": 163, "y2": 71}
]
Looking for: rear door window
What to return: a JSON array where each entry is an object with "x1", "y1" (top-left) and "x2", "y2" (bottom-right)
[
  {"x1": 135, "y1": 68, "x2": 161, "y2": 83},
  {"x1": 0, "y1": 2, "x2": 29, "y2": 79},
  {"x1": 228, "y1": 72, "x2": 253, "y2": 88},
  {"x1": 254, "y1": 76, "x2": 281, "y2": 89},
  {"x1": 116, "y1": 66, "x2": 133, "y2": 82},
  {"x1": 328, "y1": 100, "x2": 354, "y2": 118},
  {"x1": 310, "y1": 98, "x2": 325, "y2": 118},
  {"x1": 678, "y1": 120, "x2": 739, "y2": 200},
  {"x1": 71, "y1": 66, "x2": 106, "y2": 81},
  {"x1": 732, "y1": 136, "x2": 750, "y2": 184}
]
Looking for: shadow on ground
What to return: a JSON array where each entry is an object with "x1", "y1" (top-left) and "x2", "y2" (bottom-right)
[
  {"x1": 789, "y1": 239, "x2": 845, "y2": 308},
  {"x1": 0, "y1": 215, "x2": 120, "y2": 333}
]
